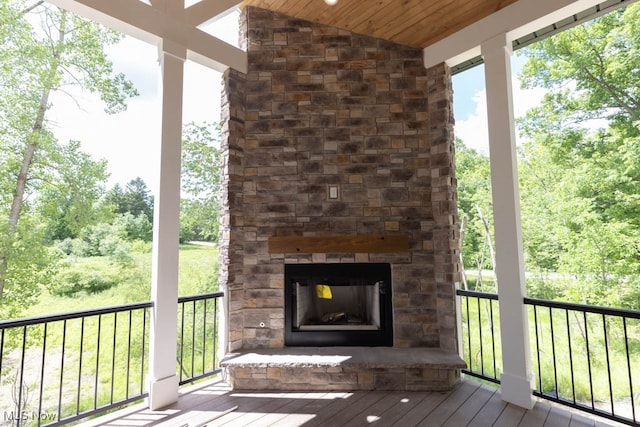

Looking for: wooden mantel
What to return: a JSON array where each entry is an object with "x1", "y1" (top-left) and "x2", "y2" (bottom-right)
[{"x1": 267, "y1": 234, "x2": 410, "y2": 254}]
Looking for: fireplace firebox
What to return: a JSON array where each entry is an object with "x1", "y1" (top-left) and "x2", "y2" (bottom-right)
[{"x1": 284, "y1": 263, "x2": 393, "y2": 346}]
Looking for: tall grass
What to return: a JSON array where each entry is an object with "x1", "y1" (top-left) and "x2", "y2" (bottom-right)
[
  {"x1": 29, "y1": 244, "x2": 218, "y2": 316},
  {"x1": 0, "y1": 244, "x2": 219, "y2": 425},
  {"x1": 459, "y1": 294, "x2": 502, "y2": 382},
  {"x1": 529, "y1": 305, "x2": 640, "y2": 417},
  {"x1": 177, "y1": 244, "x2": 219, "y2": 296},
  {"x1": 0, "y1": 306, "x2": 150, "y2": 425},
  {"x1": 459, "y1": 292, "x2": 640, "y2": 421},
  {"x1": 177, "y1": 296, "x2": 220, "y2": 384}
]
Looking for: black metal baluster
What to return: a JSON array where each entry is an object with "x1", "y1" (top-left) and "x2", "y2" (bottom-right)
[
  {"x1": 191, "y1": 299, "x2": 196, "y2": 380},
  {"x1": 477, "y1": 297, "x2": 484, "y2": 376},
  {"x1": 213, "y1": 298, "x2": 218, "y2": 371},
  {"x1": 110, "y1": 313, "x2": 117, "y2": 404},
  {"x1": 622, "y1": 317, "x2": 635, "y2": 423},
  {"x1": 17, "y1": 325, "x2": 28, "y2": 427},
  {"x1": 602, "y1": 314, "x2": 614, "y2": 416},
  {"x1": 141, "y1": 309, "x2": 147, "y2": 396},
  {"x1": 77, "y1": 318, "x2": 84, "y2": 415},
  {"x1": 533, "y1": 305, "x2": 542, "y2": 392},
  {"x1": 126, "y1": 310, "x2": 132, "y2": 399},
  {"x1": 0, "y1": 329, "x2": 4, "y2": 374},
  {"x1": 57, "y1": 320, "x2": 67, "y2": 422},
  {"x1": 465, "y1": 296, "x2": 472, "y2": 372},
  {"x1": 94, "y1": 314, "x2": 102, "y2": 410},
  {"x1": 0, "y1": 329, "x2": 4, "y2": 392},
  {"x1": 37, "y1": 323, "x2": 47, "y2": 427},
  {"x1": 549, "y1": 307, "x2": 558, "y2": 398},
  {"x1": 202, "y1": 299, "x2": 208, "y2": 375},
  {"x1": 565, "y1": 309, "x2": 576, "y2": 404},
  {"x1": 489, "y1": 299, "x2": 497, "y2": 379},
  {"x1": 0, "y1": 301, "x2": 154, "y2": 426},
  {"x1": 180, "y1": 301, "x2": 186, "y2": 382},
  {"x1": 584, "y1": 311, "x2": 595, "y2": 410}
]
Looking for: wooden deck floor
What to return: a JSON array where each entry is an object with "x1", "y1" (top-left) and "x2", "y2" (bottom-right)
[{"x1": 79, "y1": 377, "x2": 619, "y2": 427}]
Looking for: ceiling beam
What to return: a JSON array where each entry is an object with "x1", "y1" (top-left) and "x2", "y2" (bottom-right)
[
  {"x1": 422, "y1": 0, "x2": 613, "y2": 68},
  {"x1": 185, "y1": 0, "x2": 241, "y2": 27},
  {"x1": 46, "y1": 0, "x2": 247, "y2": 73}
]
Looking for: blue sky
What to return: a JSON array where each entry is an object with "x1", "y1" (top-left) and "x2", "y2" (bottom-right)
[
  {"x1": 453, "y1": 65, "x2": 486, "y2": 122},
  {"x1": 452, "y1": 54, "x2": 545, "y2": 155},
  {"x1": 453, "y1": 55, "x2": 529, "y2": 121}
]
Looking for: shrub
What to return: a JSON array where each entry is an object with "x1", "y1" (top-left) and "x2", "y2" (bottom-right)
[
  {"x1": 56, "y1": 238, "x2": 75, "y2": 255},
  {"x1": 526, "y1": 277, "x2": 562, "y2": 300},
  {"x1": 51, "y1": 269, "x2": 118, "y2": 297},
  {"x1": 115, "y1": 213, "x2": 153, "y2": 242},
  {"x1": 129, "y1": 239, "x2": 152, "y2": 254}
]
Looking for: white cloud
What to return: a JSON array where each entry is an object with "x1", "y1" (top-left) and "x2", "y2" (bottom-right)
[
  {"x1": 48, "y1": 84, "x2": 162, "y2": 192},
  {"x1": 183, "y1": 62, "x2": 223, "y2": 125},
  {"x1": 454, "y1": 81, "x2": 546, "y2": 154},
  {"x1": 454, "y1": 89, "x2": 489, "y2": 153},
  {"x1": 46, "y1": 8, "x2": 240, "y2": 194},
  {"x1": 48, "y1": 36, "x2": 226, "y2": 194}
]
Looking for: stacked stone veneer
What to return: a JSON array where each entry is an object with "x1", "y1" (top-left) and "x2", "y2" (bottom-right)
[{"x1": 219, "y1": 7, "x2": 460, "y2": 357}]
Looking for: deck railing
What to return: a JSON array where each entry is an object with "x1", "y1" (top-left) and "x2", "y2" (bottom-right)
[
  {"x1": 177, "y1": 292, "x2": 223, "y2": 385},
  {"x1": 0, "y1": 302, "x2": 152, "y2": 426},
  {"x1": 457, "y1": 288, "x2": 640, "y2": 426},
  {"x1": 0, "y1": 291, "x2": 223, "y2": 427},
  {"x1": 456, "y1": 289, "x2": 502, "y2": 384},
  {"x1": 525, "y1": 297, "x2": 640, "y2": 426}
]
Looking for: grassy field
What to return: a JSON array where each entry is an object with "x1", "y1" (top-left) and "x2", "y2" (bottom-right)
[
  {"x1": 460, "y1": 293, "x2": 640, "y2": 417},
  {"x1": 0, "y1": 243, "x2": 219, "y2": 422},
  {"x1": 28, "y1": 243, "x2": 218, "y2": 316}
]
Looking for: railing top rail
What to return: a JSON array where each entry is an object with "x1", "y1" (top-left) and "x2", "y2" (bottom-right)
[
  {"x1": 178, "y1": 291, "x2": 224, "y2": 303},
  {"x1": 0, "y1": 301, "x2": 154, "y2": 329},
  {"x1": 0, "y1": 291, "x2": 225, "y2": 330},
  {"x1": 456, "y1": 289, "x2": 640, "y2": 318},
  {"x1": 524, "y1": 296, "x2": 640, "y2": 319},
  {"x1": 456, "y1": 289, "x2": 499, "y2": 300}
]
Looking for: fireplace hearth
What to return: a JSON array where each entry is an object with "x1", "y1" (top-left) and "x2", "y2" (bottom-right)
[{"x1": 284, "y1": 263, "x2": 393, "y2": 346}]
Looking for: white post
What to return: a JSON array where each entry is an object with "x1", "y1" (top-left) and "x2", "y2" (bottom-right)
[
  {"x1": 481, "y1": 33, "x2": 534, "y2": 409},
  {"x1": 148, "y1": 38, "x2": 185, "y2": 410}
]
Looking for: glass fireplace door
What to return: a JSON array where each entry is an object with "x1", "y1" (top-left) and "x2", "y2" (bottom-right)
[{"x1": 285, "y1": 263, "x2": 393, "y2": 346}]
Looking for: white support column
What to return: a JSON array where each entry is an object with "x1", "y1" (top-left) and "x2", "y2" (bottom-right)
[
  {"x1": 481, "y1": 33, "x2": 534, "y2": 409},
  {"x1": 148, "y1": 38, "x2": 186, "y2": 410}
]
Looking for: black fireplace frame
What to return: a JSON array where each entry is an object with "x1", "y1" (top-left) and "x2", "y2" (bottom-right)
[{"x1": 284, "y1": 263, "x2": 393, "y2": 346}]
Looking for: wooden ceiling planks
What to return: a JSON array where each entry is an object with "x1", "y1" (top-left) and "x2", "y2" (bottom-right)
[
  {"x1": 374, "y1": 0, "x2": 460, "y2": 46},
  {"x1": 240, "y1": 0, "x2": 518, "y2": 48},
  {"x1": 410, "y1": 0, "x2": 502, "y2": 47}
]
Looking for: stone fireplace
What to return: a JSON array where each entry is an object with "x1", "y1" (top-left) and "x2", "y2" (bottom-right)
[{"x1": 218, "y1": 7, "x2": 464, "y2": 391}]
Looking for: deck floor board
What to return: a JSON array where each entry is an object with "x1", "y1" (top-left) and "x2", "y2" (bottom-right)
[
  {"x1": 77, "y1": 377, "x2": 621, "y2": 427},
  {"x1": 467, "y1": 385, "x2": 509, "y2": 426}
]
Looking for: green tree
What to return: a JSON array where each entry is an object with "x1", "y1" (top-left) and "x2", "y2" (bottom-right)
[
  {"x1": 180, "y1": 122, "x2": 221, "y2": 242},
  {"x1": 520, "y1": 4, "x2": 640, "y2": 139},
  {"x1": 519, "y1": 3, "x2": 640, "y2": 225},
  {"x1": 0, "y1": 217, "x2": 60, "y2": 319},
  {"x1": 517, "y1": 3, "x2": 640, "y2": 307},
  {"x1": 0, "y1": 1, "x2": 137, "y2": 310},
  {"x1": 114, "y1": 212, "x2": 153, "y2": 242},
  {"x1": 38, "y1": 141, "x2": 112, "y2": 241},
  {"x1": 517, "y1": 140, "x2": 568, "y2": 273},
  {"x1": 455, "y1": 139, "x2": 493, "y2": 273},
  {"x1": 106, "y1": 178, "x2": 154, "y2": 222}
]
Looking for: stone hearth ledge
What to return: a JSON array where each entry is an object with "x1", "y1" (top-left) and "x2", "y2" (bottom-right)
[{"x1": 220, "y1": 347, "x2": 466, "y2": 392}]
